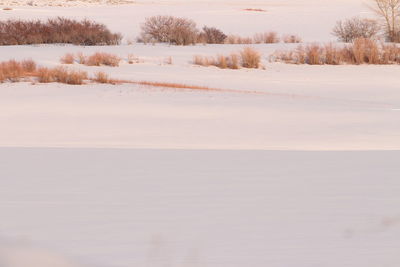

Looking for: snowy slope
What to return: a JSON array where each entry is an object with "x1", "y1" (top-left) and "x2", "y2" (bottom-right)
[{"x1": 1, "y1": 148, "x2": 400, "y2": 267}]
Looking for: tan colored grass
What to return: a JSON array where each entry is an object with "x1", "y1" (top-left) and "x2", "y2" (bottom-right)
[
  {"x1": 86, "y1": 52, "x2": 120, "y2": 67},
  {"x1": 36, "y1": 67, "x2": 87, "y2": 84},
  {"x1": 93, "y1": 71, "x2": 110, "y2": 83},
  {"x1": 253, "y1": 32, "x2": 280, "y2": 44},
  {"x1": 0, "y1": 59, "x2": 36, "y2": 82},
  {"x1": 60, "y1": 53, "x2": 75, "y2": 64},
  {"x1": 240, "y1": 47, "x2": 261, "y2": 68},
  {"x1": 273, "y1": 38, "x2": 400, "y2": 65}
]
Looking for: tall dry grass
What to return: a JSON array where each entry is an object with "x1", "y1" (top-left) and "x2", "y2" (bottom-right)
[
  {"x1": 272, "y1": 38, "x2": 400, "y2": 65},
  {"x1": 193, "y1": 47, "x2": 261, "y2": 69}
]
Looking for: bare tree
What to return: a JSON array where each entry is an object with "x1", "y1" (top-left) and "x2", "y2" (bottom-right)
[
  {"x1": 371, "y1": 0, "x2": 400, "y2": 42},
  {"x1": 332, "y1": 17, "x2": 380, "y2": 42}
]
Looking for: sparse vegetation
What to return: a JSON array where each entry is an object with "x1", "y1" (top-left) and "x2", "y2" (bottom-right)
[
  {"x1": 0, "y1": 17, "x2": 122, "y2": 45},
  {"x1": 60, "y1": 53, "x2": 75, "y2": 64},
  {"x1": 240, "y1": 47, "x2": 261, "y2": 68},
  {"x1": 272, "y1": 38, "x2": 400, "y2": 65},
  {"x1": 86, "y1": 52, "x2": 121, "y2": 67},
  {"x1": 61, "y1": 52, "x2": 121, "y2": 66},
  {"x1": 253, "y1": 32, "x2": 280, "y2": 43},
  {"x1": 37, "y1": 67, "x2": 88, "y2": 84},
  {"x1": 193, "y1": 47, "x2": 261, "y2": 69},
  {"x1": 332, "y1": 17, "x2": 380, "y2": 42},
  {"x1": 282, "y1": 34, "x2": 302, "y2": 43},
  {"x1": 93, "y1": 71, "x2": 110, "y2": 83}
]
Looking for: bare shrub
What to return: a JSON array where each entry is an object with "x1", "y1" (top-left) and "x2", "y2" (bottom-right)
[
  {"x1": 283, "y1": 34, "x2": 302, "y2": 43},
  {"x1": 198, "y1": 26, "x2": 227, "y2": 44},
  {"x1": 139, "y1": 15, "x2": 198, "y2": 45},
  {"x1": 253, "y1": 32, "x2": 280, "y2": 43},
  {"x1": 60, "y1": 53, "x2": 75, "y2": 64},
  {"x1": 240, "y1": 47, "x2": 261, "y2": 68},
  {"x1": 332, "y1": 17, "x2": 380, "y2": 42},
  {"x1": 0, "y1": 17, "x2": 122, "y2": 45},
  {"x1": 273, "y1": 38, "x2": 400, "y2": 65},
  {"x1": 86, "y1": 52, "x2": 120, "y2": 67}
]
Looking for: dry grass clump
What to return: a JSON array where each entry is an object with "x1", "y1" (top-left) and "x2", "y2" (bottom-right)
[
  {"x1": 224, "y1": 35, "x2": 253, "y2": 44},
  {"x1": 0, "y1": 59, "x2": 36, "y2": 82},
  {"x1": 225, "y1": 32, "x2": 296, "y2": 44},
  {"x1": 60, "y1": 53, "x2": 75, "y2": 64},
  {"x1": 36, "y1": 67, "x2": 88, "y2": 84},
  {"x1": 0, "y1": 17, "x2": 122, "y2": 45},
  {"x1": 253, "y1": 32, "x2": 280, "y2": 43},
  {"x1": 272, "y1": 38, "x2": 400, "y2": 65},
  {"x1": 93, "y1": 71, "x2": 110, "y2": 83},
  {"x1": 62, "y1": 52, "x2": 121, "y2": 66},
  {"x1": 240, "y1": 47, "x2": 261, "y2": 68},
  {"x1": 86, "y1": 52, "x2": 121, "y2": 67},
  {"x1": 193, "y1": 47, "x2": 260, "y2": 69},
  {"x1": 283, "y1": 34, "x2": 302, "y2": 43}
]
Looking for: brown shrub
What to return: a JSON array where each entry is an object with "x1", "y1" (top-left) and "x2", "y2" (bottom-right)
[
  {"x1": 0, "y1": 17, "x2": 122, "y2": 46},
  {"x1": 86, "y1": 52, "x2": 120, "y2": 67},
  {"x1": 240, "y1": 47, "x2": 261, "y2": 68},
  {"x1": 60, "y1": 53, "x2": 75, "y2": 64},
  {"x1": 198, "y1": 26, "x2": 227, "y2": 44}
]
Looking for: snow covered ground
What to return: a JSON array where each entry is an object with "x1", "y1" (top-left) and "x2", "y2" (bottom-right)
[
  {"x1": 0, "y1": 0, "x2": 400, "y2": 266},
  {"x1": 1, "y1": 148, "x2": 400, "y2": 267}
]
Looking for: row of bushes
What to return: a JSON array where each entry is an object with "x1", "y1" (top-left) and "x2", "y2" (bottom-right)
[
  {"x1": 0, "y1": 17, "x2": 122, "y2": 45},
  {"x1": 138, "y1": 15, "x2": 301, "y2": 45},
  {"x1": 272, "y1": 38, "x2": 400, "y2": 65}
]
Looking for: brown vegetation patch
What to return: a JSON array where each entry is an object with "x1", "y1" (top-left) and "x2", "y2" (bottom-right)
[
  {"x1": 272, "y1": 38, "x2": 400, "y2": 65},
  {"x1": 0, "y1": 17, "x2": 122, "y2": 45}
]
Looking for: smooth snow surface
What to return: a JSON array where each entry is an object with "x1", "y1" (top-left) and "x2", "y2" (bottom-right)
[{"x1": 1, "y1": 148, "x2": 400, "y2": 267}]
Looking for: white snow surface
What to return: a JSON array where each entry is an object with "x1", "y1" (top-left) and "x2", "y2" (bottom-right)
[
  {"x1": 0, "y1": 1, "x2": 400, "y2": 267},
  {"x1": 1, "y1": 148, "x2": 400, "y2": 267}
]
